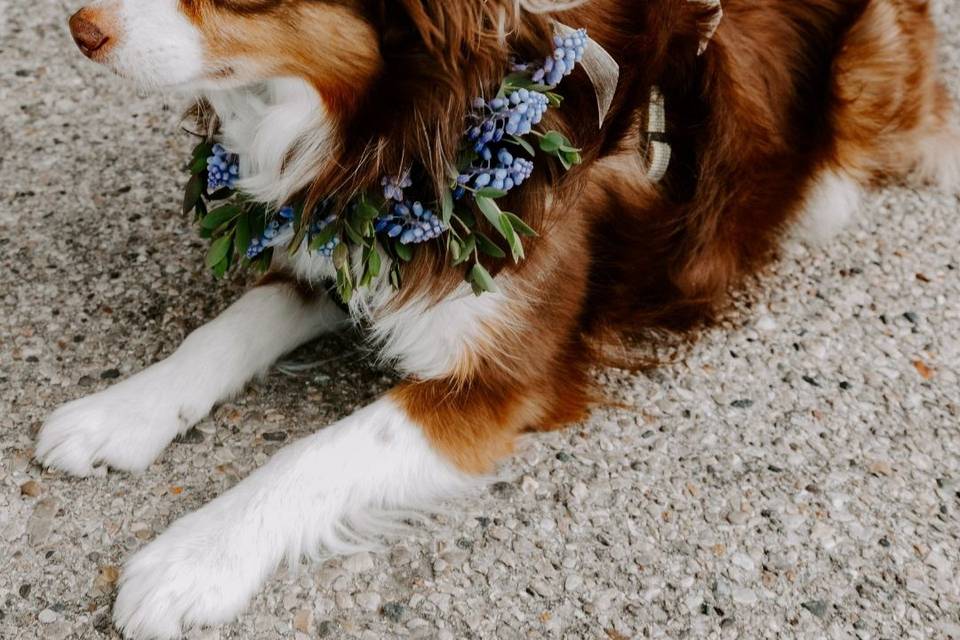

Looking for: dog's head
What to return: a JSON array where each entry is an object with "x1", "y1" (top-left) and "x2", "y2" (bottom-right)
[{"x1": 67, "y1": 0, "x2": 561, "y2": 203}]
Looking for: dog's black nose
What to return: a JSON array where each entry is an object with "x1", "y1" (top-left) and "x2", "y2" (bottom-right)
[{"x1": 69, "y1": 10, "x2": 109, "y2": 58}]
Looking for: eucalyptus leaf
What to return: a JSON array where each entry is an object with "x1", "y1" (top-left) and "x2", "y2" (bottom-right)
[
  {"x1": 389, "y1": 263, "x2": 402, "y2": 290},
  {"x1": 234, "y1": 213, "x2": 251, "y2": 256},
  {"x1": 194, "y1": 197, "x2": 207, "y2": 222},
  {"x1": 441, "y1": 188, "x2": 454, "y2": 225},
  {"x1": 343, "y1": 219, "x2": 365, "y2": 245},
  {"x1": 475, "y1": 232, "x2": 506, "y2": 259},
  {"x1": 366, "y1": 245, "x2": 382, "y2": 279},
  {"x1": 332, "y1": 243, "x2": 350, "y2": 270},
  {"x1": 474, "y1": 196, "x2": 504, "y2": 232},
  {"x1": 475, "y1": 187, "x2": 508, "y2": 199},
  {"x1": 200, "y1": 204, "x2": 241, "y2": 230},
  {"x1": 188, "y1": 154, "x2": 208, "y2": 175},
  {"x1": 394, "y1": 241, "x2": 413, "y2": 262},
  {"x1": 336, "y1": 266, "x2": 353, "y2": 303},
  {"x1": 182, "y1": 174, "x2": 203, "y2": 215},
  {"x1": 498, "y1": 213, "x2": 524, "y2": 262},
  {"x1": 539, "y1": 131, "x2": 566, "y2": 153},
  {"x1": 469, "y1": 263, "x2": 497, "y2": 295},
  {"x1": 211, "y1": 258, "x2": 229, "y2": 279},
  {"x1": 449, "y1": 236, "x2": 462, "y2": 263},
  {"x1": 357, "y1": 200, "x2": 380, "y2": 221},
  {"x1": 502, "y1": 211, "x2": 537, "y2": 237},
  {"x1": 207, "y1": 187, "x2": 233, "y2": 201},
  {"x1": 206, "y1": 234, "x2": 233, "y2": 269}
]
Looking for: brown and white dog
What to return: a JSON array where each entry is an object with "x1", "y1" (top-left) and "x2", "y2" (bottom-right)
[{"x1": 41, "y1": 0, "x2": 957, "y2": 637}]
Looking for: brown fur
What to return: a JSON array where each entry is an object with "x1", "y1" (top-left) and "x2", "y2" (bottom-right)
[{"x1": 166, "y1": 0, "x2": 960, "y2": 472}]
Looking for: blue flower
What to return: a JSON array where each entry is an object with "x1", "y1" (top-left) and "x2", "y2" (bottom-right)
[
  {"x1": 309, "y1": 214, "x2": 341, "y2": 258},
  {"x1": 467, "y1": 88, "x2": 549, "y2": 160},
  {"x1": 457, "y1": 156, "x2": 534, "y2": 194},
  {"x1": 375, "y1": 201, "x2": 445, "y2": 245},
  {"x1": 206, "y1": 143, "x2": 240, "y2": 192},
  {"x1": 381, "y1": 172, "x2": 413, "y2": 202},
  {"x1": 531, "y1": 29, "x2": 587, "y2": 87},
  {"x1": 246, "y1": 207, "x2": 296, "y2": 259}
]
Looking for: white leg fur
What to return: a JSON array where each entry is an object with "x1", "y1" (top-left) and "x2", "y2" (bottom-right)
[
  {"x1": 36, "y1": 285, "x2": 345, "y2": 476},
  {"x1": 914, "y1": 128, "x2": 960, "y2": 192},
  {"x1": 793, "y1": 169, "x2": 863, "y2": 244},
  {"x1": 112, "y1": 397, "x2": 475, "y2": 640}
]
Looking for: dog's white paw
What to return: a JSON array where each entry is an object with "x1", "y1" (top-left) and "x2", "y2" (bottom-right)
[
  {"x1": 113, "y1": 504, "x2": 267, "y2": 640},
  {"x1": 37, "y1": 365, "x2": 205, "y2": 476}
]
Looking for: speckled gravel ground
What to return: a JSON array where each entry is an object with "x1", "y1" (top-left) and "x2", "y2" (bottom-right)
[{"x1": 2, "y1": 2, "x2": 959, "y2": 639}]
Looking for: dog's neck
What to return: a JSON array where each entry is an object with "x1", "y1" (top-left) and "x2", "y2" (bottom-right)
[{"x1": 204, "y1": 78, "x2": 336, "y2": 207}]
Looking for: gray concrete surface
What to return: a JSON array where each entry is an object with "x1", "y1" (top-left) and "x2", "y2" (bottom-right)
[{"x1": 2, "y1": 1, "x2": 959, "y2": 639}]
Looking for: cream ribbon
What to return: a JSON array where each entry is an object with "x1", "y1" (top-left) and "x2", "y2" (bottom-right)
[
  {"x1": 555, "y1": 22, "x2": 620, "y2": 128},
  {"x1": 555, "y1": 2, "x2": 722, "y2": 181}
]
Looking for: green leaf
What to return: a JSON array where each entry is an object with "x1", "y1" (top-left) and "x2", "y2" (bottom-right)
[
  {"x1": 211, "y1": 257, "x2": 229, "y2": 279},
  {"x1": 207, "y1": 187, "x2": 233, "y2": 201},
  {"x1": 539, "y1": 131, "x2": 566, "y2": 153},
  {"x1": 509, "y1": 135, "x2": 536, "y2": 156},
  {"x1": 356, "y1": 199, "x2": 381, "y2": 222},
  {"x1": 308, "y1": 223, "x2": 338, "y2": 252},
  {"x1": 361, "y1": 245, "x2": 381, "y2": 287},
  {"x1": 190, "y1": 141, "x2": 213, "y2": 165},
  {"x1": 449, "y1": 236, "x2": 462, "y2": 264},
  {"x1": 183, "y1": 174, "x2": 203, "y2": 215},
  {"x1": 188, "y1": 154, "x2": 209, "y2": 175},
  {"x1": 474, "y1": 187, "x2": 508, "y2": 199},
  {"x1": 332, "y1": 243, "x2": 350, "y2": 270},
  {"x1": 474, "y1": 196, "x2": 503, "y2": 232},
  {"x1": 452, "y1": 234, "x2": 477, "y2": 266},
  {"x1": 441, "y1": 188, "x2": 454, "y2": 226},
  {"x1": 200, "y1": 204, "x2": 241, "y2": 230},
  {"x1": 193, "y1": 197, "x2": 207, "y2": 222},
  {"x1": 336, "y1": 266, "x2": 354, "y2": 303},
  {"x1": 394, "y1": 241, "x2": 413, "y2": 262},
  {"x1": 234, "y1": 212, "x2": 251, "y2": 257},
  {"x1": 389, "y1": 263, "x2": 402, "y2": 290},
  {"x1": 343, "y1": 219, "x2": 365, "y2": 245},
  {"x1": 498, "y1": 213, "x2": 524, "y2": 262},
  {"x1": 469, "y1": 263, "x2": 497, "y2": 295},
  {"x1": 545, "y1": 92, "x2": 564, "y2": 108},
  {"x1": 475, "y1": 232, "x2": 506, "y2": 259},
  {"x1": 206, "y1": 234, "x2": 233, "y2": 269},
  {"x1": 502, "y1": 211, "x2": 537, "y2": 237}
]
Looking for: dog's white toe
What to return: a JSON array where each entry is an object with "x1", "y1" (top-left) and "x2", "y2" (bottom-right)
[
  {"x1": 112, "y1": 507, "x2": 265, "y2": 640},
  {"x1": 36, "y1": 368, "x2": 201, "y2": 476}
]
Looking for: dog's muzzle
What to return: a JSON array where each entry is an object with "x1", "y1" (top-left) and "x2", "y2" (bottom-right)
[{"x1": 69, "y1": 8, "x2": 113, "y2": 59}]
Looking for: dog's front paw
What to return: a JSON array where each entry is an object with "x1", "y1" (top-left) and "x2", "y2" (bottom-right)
[
  {"x1": 113, "y1": 506, "x2": 267, "y2": 640},
  {"x1": 37, "y1": 366, "x2": 202, "y2": 476}
]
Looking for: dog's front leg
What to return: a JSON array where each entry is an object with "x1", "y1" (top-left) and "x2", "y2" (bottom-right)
[
  {"x1": 36, "y1": 278, "x2": 346, "y2": 476},
  {"x1": 111, "y1": 265, "x2": 593, "y2": 639},
  {"x1": 111, "y1": 394, "x2": 479, "y2": 639}
]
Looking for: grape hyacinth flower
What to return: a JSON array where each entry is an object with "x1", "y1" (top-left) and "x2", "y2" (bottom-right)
[
  {"x1": 375, "y1": 201, "x2": 445, "y2": 245},
  {"x1": 206, "y1": 143, "x2": 240, "y2": 192},
  {"x1": 459, "y1": 154, "x2": 534, "y2": 194},
  {"x1": 467, "y1": 88, "x2": 550, "y2": 157},
  {"x1": 309, "y1": 214, "x2": 341, "y2": 258},
  {"x1": 246, "y1": 206, "x2": 295, "y2": 259},
  {"x1": 382, "y1": 173, "x2": 413, "y2": 202},
  {"x1": 532, "y1": 29, "x2": 587, "y2": 88}
]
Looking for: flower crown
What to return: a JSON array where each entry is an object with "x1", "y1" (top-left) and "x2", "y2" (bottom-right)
[{"x1": 182, "y1": 29, "x2": 589, "y2": 301}]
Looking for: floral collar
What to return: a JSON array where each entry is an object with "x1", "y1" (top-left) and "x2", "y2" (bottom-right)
[{"x1": 182, "y1": 30, "x2": 591, "y2": 302}]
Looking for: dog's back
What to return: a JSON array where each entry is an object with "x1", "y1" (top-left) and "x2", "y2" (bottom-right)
[{"x1": 581, "y1": 0, "x2": 957, "y2": 337}]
